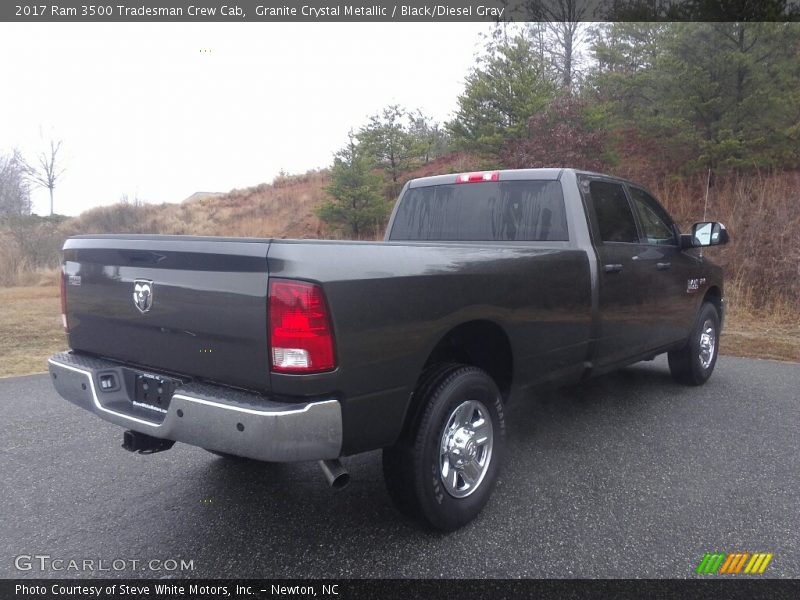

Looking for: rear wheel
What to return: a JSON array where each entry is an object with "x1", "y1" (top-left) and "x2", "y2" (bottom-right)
[
  {"x1": 382, "y1": 364, "x2": 505, "y2": 531},
  {"x1": 668, "y1": 302, "x2": 720, "y2": 386}
]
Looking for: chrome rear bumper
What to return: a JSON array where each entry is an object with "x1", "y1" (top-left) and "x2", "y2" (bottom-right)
[{"x1": 48, "y1": 352, "x2": 342, "y2": 462}]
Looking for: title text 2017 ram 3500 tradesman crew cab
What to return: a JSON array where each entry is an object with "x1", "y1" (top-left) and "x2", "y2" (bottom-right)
[{"x1": 49, "y1": 168, "x2": 729, "y2": 530}]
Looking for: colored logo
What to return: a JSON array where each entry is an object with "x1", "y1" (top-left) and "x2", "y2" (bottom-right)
[{"x1": 696, "y1": 552, "x2": 773, "y2": 574}]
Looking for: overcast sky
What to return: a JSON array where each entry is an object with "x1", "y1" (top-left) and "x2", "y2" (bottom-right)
[{"x1": 1, "y1": 22, "x2": 490, "y2": 216}]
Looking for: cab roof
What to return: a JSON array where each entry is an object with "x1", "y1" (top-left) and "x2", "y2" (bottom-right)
[{"x1": 406, "y1": 167, "x2": 633, "y2": 189}]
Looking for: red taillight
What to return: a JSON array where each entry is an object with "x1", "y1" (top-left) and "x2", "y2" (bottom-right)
[
  {"x1": 60, "y1": 267, "x2": 69, "y2": 332},
  {"x1": 269, "y1": 279, "x2": 336, "y2": 374},
  {"x1": 456, "y1": 171, "x2": 499, "y2": 184}
]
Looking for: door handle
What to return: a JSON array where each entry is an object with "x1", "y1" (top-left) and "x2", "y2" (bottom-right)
[
  {"x1": 604, "y1": 263, "x2": 623, "y2": 273},
  {"x1": 656, "y1": 262, "x2": 672, "y2": 271}
]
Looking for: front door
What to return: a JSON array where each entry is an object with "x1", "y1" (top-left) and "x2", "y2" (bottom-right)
[{"x1": 626, "y1": 185, "x2": 698, "y2": 346}]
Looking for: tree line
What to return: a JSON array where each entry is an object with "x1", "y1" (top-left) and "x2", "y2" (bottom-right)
[{"x1": 318, "y1": 21, "x2": 800, "y2": 238}]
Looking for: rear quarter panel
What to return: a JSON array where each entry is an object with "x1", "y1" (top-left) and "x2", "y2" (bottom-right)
[{"x1": 267, "y1": 240, "x2": 592, "y2": 454}]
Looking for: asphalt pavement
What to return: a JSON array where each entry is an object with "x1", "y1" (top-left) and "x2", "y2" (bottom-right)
[{"x1": 1, "y1": 355, "x2": 798, "y2": 578}]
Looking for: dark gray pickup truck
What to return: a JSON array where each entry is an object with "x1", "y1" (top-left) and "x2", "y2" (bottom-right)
[{"x1": 49, "y1": 168, "x2": 729, "y2": 530}]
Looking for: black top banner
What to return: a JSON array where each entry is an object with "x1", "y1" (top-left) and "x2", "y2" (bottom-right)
[{"x1": 2, "y1": 0, "x2": 800, "y2": 22}]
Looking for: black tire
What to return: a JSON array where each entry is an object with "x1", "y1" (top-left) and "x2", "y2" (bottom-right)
[
  {"x1": 668, "y1": 302, "x2": 720, "y2": 386},
  {"x1": 382, "y1": 364, "x2": 505, "y2": 531},
  {"x1": 382, "y1": 363, "x2": 458, "y2": 518}
]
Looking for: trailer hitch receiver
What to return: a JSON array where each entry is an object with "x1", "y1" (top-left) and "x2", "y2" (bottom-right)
[{"x1": 122, "y1": 430, "x2": 175, "y2": 454}]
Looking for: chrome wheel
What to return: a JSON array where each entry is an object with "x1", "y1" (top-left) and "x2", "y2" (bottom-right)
[
  {"x1": 698, "y1": 318, "x2": 716, "y2": 370},
  {"x1": 439, "y1": 399, "x2": 493, "y2": 498}
]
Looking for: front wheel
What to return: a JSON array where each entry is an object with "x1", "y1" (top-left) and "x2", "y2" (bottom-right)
[
  {"x1": 668, "y1": 301, "x2": 720, "y2": 386},
  {"x1": 382, "y1": 365, "x2": 505, "y2": 531}
]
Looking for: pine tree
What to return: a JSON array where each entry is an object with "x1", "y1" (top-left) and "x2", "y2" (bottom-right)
[
  {"x1": 448, "y1": 33, "x2": 558, "y2": 157},
  {"x1": 357, "y1": 105, "x2": 414, "y2": 193},
  {"x1": 316, "y1": 133, "x2": 389, "y2": 239}
]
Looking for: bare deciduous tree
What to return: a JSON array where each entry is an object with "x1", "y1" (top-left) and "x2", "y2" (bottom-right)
[
  {"x1": 27, "y1": 138, "x2": 65, "y2": 216},
  {"x1": 524, "y1": 0, "x2": 590, "y2": 92},
  {"x1": 0, "y1": 150, "x2": 32, "y2": 216}
]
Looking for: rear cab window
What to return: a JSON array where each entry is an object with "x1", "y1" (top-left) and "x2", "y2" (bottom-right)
[{"x1": 388, "y1": 180, "x2": 568, "y2": 242}]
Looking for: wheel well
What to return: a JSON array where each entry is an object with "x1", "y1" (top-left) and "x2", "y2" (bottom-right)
[
  {"x1": 703, "y1": 286, "x2": 722, "y2": 317},
  {"x1": 420, "y1": 320, "x2": 513, "y2": 400}
]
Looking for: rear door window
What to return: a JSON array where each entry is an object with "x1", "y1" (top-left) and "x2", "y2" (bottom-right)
[
  {"x1": 389, "y1": 180, "x2": 568, "y2": 241},
  {"x1": 587, "y1": 181, "x2": 639, "y2": 243}
]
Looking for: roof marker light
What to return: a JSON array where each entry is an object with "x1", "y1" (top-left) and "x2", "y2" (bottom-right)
[{"x1": 456, "y1": 171, "x2": 500, "y2": 184}]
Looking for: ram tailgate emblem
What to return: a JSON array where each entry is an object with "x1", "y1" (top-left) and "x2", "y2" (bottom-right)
[{"x1": 133, "y1": 279, "x2": 154, "y2": 314}]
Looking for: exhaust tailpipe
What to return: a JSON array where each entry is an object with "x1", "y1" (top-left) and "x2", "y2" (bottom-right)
[{"x1": 319, "y1": 459, "x2": 350, "y2": 490}]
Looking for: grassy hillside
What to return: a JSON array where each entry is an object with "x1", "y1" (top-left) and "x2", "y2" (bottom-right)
[
  {"x1": 61, "y1": 153, "x2": 485, "y2": 240},
  {"x1": 0, "y1": 154, "x2": 486, "y2": 287},
  {"x1": 2, "y1": 157, "x2": 798, "y2": 312},
  {"x1": 0, "y1": 170, "x2": 330, "y2": 287},
  {"x1": 1, "y1": 155, "x2": 798, "y2": 371},
  {"x1": 66, "y1": 169, "x2": 332, "y2": 240}
]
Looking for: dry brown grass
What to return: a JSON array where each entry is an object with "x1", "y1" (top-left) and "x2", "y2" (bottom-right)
[
  {"x1": 0, "y1": 284, "x2": 795, "y2": 380},
  {"x1": 623, "y1": 169, "x2": 800, "y2": 312},
  {"x1": 722, "y1": 285, "x2": 800, "y2": 362},
  {"x1": 0, "y1": 286, "x2": 66, "y2": 378},
  {"x1": 0, "y1": 223, "x2": 64, "y2": 286}
]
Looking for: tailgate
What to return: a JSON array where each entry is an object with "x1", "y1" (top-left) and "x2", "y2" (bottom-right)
[{"x1": 63, "y1": 235, "x2": 272, "y2": 392}]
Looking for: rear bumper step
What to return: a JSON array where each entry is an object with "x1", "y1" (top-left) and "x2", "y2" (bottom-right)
[{"x1": 48, "y1": 351, "x2": 342, "y2": 462}]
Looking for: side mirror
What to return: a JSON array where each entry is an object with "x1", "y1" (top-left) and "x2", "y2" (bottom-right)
[{"x1": 689, "y1": 222, "x2": 730, "y2": 247}]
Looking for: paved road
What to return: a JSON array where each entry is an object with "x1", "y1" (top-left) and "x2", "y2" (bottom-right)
[{"x1": 1, "y1": 356, "x2": 798, "y2": 579}]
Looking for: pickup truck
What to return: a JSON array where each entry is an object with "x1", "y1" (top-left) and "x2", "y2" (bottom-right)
[{"x1": 49, "y1": 168, "x2": 729, "y2": 531}]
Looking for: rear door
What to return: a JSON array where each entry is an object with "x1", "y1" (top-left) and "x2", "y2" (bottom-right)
[
  {"x1": 580, "y1": 178, "x2": 654, "y2": 366},
  {"x1": 63, "y1": 236, "x2": 271, "y2": 391}
]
